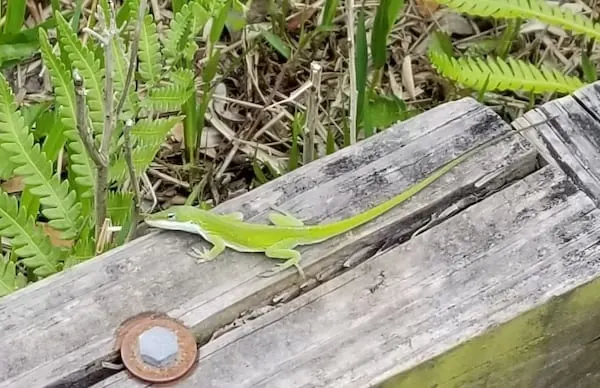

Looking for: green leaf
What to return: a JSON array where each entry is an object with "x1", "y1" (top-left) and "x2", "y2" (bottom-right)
[
  {"x1": 365, "y1": 94, "x2": 409, "y2": 131},
  {"x1": 138, "y1": 13, "x2": 163, "y2": 86},
  {"x1": 581, "y1": 48, "x2": 597, "y2": 84},
  {"x1": 436, "y1": 0, "x2": 600, "y2": 40},
  {"x1": 0, "y1": 73, "x2": 82, "y2": 239},
  {"x1": 355, "y1": 9, "x2": 368, "y2": 133},
  {"x1": 428, "y1": 32, "x2": 584, "y2": 94},
  {"x1": 321, "y1": 0, "x2": 339, "y2": 27},
  {"x1": 109, "y1": 143, "x2": 162, "y2": 183},
  {"x1": 4, "y1": 0, "x2": 26, "y2": 34},
  {"x1": 262, "y1": 31, "x2": 291, "y2": 59},
  {"x1": 39, "y1": 28, "x2": 96, "y2": 199},
  {"x1": 209, "y1": 0, "x2": 231, "y2": 44},
  {"x1": 163, "y1": 3, "x2": 192, "y2": 66},
  {"x1": 0, "y1": 255, "x2": 27, "y2": 297},
  {"x1": 55, "y1": 11, "x2": 105, "y2": 135},
  {"x1": 107, "y1": 192, "x2": 134, "y2": 225},
  {"x1": 0, "y1": 190, "x2": 64, "y2": 277},
  {"x1": 143, "y1": 83, "x2": 194, "y2": 113},
  {"x1": 131, "y1": 116, "x2": 183, "y2": 144},
  {"x1": 371, "y1": 0, "x2": 405, "y2": 70}
]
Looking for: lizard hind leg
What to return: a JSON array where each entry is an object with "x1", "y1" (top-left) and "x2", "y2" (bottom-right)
[{"x1": 260, "y1": 238, "x2": 305, "y2": 279}]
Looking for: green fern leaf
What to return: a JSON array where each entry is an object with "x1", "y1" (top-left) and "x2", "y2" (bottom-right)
[
  {"x1": 64, "y1": 234, "x2": 94, "y2": 269},
  {"x1": 112, "y1": 33, "x2": 139, "y2": 120},
  {"x1": 0, "y1": 146, "x2": 14, "y2": 179},
  {"x1": 109, "y1": 143, "x2": 162, "y2": 183},
  {"x1": 436, "y1": 0, "x2": 600, "y2": 40},
  {"x1": 107, "y1": 192, "x2": 134, "y2": 225},
  {"x1": 39, "y1": 29, "x2": 97, "y2": 200},
  {"x1": 0, "y1": 74, "x2": 82, "y2": 239},
  {"x1": 163, "y1": 4, "x2": 192, "y2": 66},
  {"x1": 55, "y1": 11, "x2": 105, "y2": 135},
  {"x1": 131, "y1": 116, "x2": 183, "y2": 143},
  {"x1": 428, "y1": 40, "x2": 583, "y2": 94},
  {"x1": 0, "y1": 254, "x2": 26, "y2": 297},
  {"x1": 142, "y1": 83, "x2": 194, "y2": 113},
  {"x1": 0, "y1": 191, "x2": 64, "y2": 277},
  {"x1": 138, "y1": 13, "x2": 163, "y2": 86},
  {"x1": 189, "y1": 1, "x2": 210, "y2": 34}
]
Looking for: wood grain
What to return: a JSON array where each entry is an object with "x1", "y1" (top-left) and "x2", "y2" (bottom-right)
[
  {"x1": 99, "y1": 164, "x2": 600, "y2": 387},
  {"x1": 0, "y1": 98, "x2": 530, "y2": 387}
]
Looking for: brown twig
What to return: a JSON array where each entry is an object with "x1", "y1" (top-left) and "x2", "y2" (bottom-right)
[
  {"x1": 73, "y1": 70, "x2": 107, "y2": 169},
  {"x1": 303, "y1": 62, "x2": 322, "y2": 164}
]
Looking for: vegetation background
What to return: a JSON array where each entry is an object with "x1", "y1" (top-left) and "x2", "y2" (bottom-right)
[{"x1": 0, "y1": 0, "x2": 597, "y2": 296}]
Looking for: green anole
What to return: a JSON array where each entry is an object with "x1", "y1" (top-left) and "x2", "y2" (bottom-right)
[{"x1": 144, "y1": 121, "x2": 547, "y2": 278}]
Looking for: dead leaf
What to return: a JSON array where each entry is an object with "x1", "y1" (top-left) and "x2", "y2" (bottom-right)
[
  {"x1": 1, "y1": 176, "x2": 24, "y2": 193},
  {"x1": 287, "y1": 7, "x2": 318, "y2": 32},
  {"x1": 170, "y1": 121, "x2": 184, "y2": 143},
  {"x1": 39, "y1": 222, "x2": 73, "y2": 248},
  {"x1": 435, "y1": 10, "x2": 475, "y2": 36},
  {"x1": 402, "y1": 55, "x2": 416, "y2": 100},
  {"x1": 415, "y1": 0, "x2": 440, "y2": 17},
  {"x1": 212, "y1": 82, "x2": 247, "y2": 122}
]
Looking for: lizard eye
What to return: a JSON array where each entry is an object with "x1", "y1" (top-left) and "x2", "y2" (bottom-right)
[{"x1": 167, "y1": 212, "x2": 175, "y2": 220}]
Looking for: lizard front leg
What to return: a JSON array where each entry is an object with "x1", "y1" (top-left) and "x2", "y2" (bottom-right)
[
  {"x1": 188, "y1": 233, "x2": 226, "y2": 263},
  {"x1": 260, "y1": 238, "x2": 305, "y2": 279}
]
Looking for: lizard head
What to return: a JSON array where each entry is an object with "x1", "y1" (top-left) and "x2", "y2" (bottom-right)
[{"x1": 144, "y1": 205, "x2": 210, "y2": 232}]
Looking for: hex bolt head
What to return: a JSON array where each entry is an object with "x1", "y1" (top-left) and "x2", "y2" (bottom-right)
[
  {"x1": 138, "y1": 326, "x2": 180, "y2": 367},
  {"x1": 118, "y1": 313, "x2": 198, "y2": 383}
]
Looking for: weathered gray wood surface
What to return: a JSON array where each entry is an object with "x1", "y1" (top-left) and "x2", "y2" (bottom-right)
[{"x1": 4, "y1": 82, "x2": 600, "y2": 387}]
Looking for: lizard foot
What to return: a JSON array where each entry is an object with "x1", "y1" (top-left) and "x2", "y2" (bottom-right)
[
  {"x1": 258, "y1": 259, "x2": 305, "y2": 279},
  {"x1": 188, "y1": 247, "x2": 213, "y2": 263}
]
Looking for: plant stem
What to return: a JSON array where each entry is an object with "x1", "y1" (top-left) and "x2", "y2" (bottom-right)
[
  {"x1": 115, "y1": 0, "x2": 147, "y2": 119},
  {"x1": 123, "y1": 119, "x2": 141, "y2": 242},
  {"x1": 345, "y1": 0, "x2": 357, "y2": 145},
  {"x1": 303, "y1": 62, "x2": 322, "y2": 164}
]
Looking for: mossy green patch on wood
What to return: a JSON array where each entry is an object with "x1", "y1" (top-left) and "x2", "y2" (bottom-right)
[{"x1": 380, "y1": 274, "x2": 600, "y2": 388}]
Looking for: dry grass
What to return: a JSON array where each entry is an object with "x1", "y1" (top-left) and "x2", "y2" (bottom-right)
[{"x1": 4, "y1": 0, "x2": 600, "y2": 210}]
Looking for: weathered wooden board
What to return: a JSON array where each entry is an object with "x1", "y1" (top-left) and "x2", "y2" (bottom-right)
[
  {"x1": 98, "y1": 83, "x2": 600, "y2": 388},
  {"x1": 0, "y1": 98, "x2": 533, "y2": 387},
  {"x1": 99, "y1": 164, "x2": 600, "y2": 388}
]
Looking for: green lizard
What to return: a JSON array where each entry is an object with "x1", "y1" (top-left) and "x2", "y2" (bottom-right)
[{"x1": 144, "y1": 125, "x2": 540, "y2": 278}]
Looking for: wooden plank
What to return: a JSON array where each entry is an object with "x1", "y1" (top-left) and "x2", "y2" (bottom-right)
[
  {"x1": 0, "y1": 98, "x2": 533, "y2": 387},
  {"x1": 98, "y1": 164, "x2": 600, "y2": 388},
  {"x1": 512, "y1": 84, "x2": 600, "y2": 207}
]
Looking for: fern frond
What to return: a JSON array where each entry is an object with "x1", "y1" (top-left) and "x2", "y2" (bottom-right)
[
  {"x1": 428, "y1": 47, "x2": 583, "y2": 94},
  {"x1": 436, "y1": 0, "x2": 600, "y2": 40},
  {"x1": 0, "y1": 74, "x2": 82, "y2": 239},
  {"x1": 142, "y1": 83, "x2": 194, "y2": 113},
  {"x1": 0, "y1": 254, "x2": 26, "y2": 297},
  {"x1": 39, "y1": 29, "x2": 96, "y2": 199},
  {"x1": 55, "y1": 11, "x2": 105, "y2": 135},
  {"x1": 162, "y1": 4, "x2": 192, "y2": 66},
  {"x1": 138, "y1": 13, "x2": 162, "y2": 86},
  {"x1": 64, "y1": 235, "x2": 94, "y2": 269},
  {"x1": 111, "y1": 32, "x2": 138, "y2": 120},
  {"x1": 189, "y1": 1, "x2": 210, "y2": 34},
  {"x1": 108, "y1": 192, "x2": 134, "y2": 225},
  {"x1": 0, "y1": 191, "x2": 64, "y2": 277},
  {"x1": 0, "y1": 147, "x2": 14, "y2": 179},
  {"x1": 109, "y1": 142, "x2": 162, "y2": 183},
  {"x1": 167, "y1": 68, "x2": 195, "y2": 86},
  {"x1": 131, "y1": 116, "x2": 183, "y2": 144}
]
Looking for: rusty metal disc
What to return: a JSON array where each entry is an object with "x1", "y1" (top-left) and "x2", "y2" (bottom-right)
[{"x1": 119, "y1": 314, "x2": 198, "y2": 384}]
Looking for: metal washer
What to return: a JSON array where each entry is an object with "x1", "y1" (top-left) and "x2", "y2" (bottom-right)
[{"x1": 120, "y1": 314, "x2": 198, "y2": 384}]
